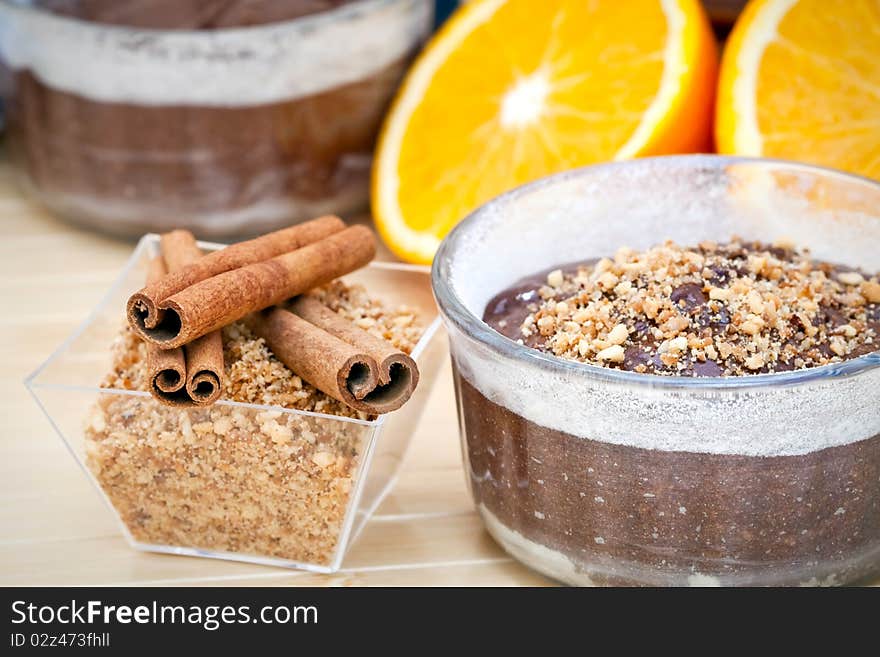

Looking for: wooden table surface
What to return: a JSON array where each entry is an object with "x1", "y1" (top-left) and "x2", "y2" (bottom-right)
[
  {"x1": 0, "y1": 154, "x2": 556, "y2": 587},
  {"x1": 4, "y1": 154, "x2": 876, "y2": 588}
]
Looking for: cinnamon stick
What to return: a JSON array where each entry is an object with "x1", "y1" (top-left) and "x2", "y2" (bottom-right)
[
  {"x1": 249, "y1": 299, "x2": 419, "y2": 415},
  {"x1": 145, "y1": 257, "x2": 188, "y2": 405},
  {"x1": 128, "y1": 215, "x2": 344, "y2": 333},
  {"x1": 183, "y1": 332, "x2": 225, "y2": 404},
  {"x1": 290, "y1": 295, "x2": 419, "y2": 391},
  {"x1": 131, "y1": 224, "x2": 376, "y2": 349},
  {"x1": 160, "y1": 230, "x2": 224, "y2": 406},
  {"x1": 249, "y1": 309, "x2": 380, "y2": 413}
]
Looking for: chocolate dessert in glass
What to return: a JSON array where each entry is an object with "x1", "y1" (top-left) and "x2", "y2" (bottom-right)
[
  {"x1": 433, "y1": 155, "x2": 880, "y2": 586},
  {"x1": 0, "y1": 0, "x2": 432, "y2": 238}
]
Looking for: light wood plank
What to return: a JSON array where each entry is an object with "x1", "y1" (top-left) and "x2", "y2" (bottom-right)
[
  {"x1": 202, "y1": 560, "x2": 557, "y2": 587},
  {"x1": 0, "y1": 514, "x2": 510, "y2": 586}
]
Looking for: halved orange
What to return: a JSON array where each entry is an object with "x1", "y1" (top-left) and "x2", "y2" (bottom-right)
[
  {"x1": 717, "y1": 0, "x2": 880, "y2": 180},
  {"x1": 372, "y1": 0, "x2": 718, "y2": 264}
]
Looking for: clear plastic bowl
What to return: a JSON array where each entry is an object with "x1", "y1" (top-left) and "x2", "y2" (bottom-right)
[
  {"x1": 25, "y1": 235, "x2": 444, "y2": 572},
  {"x1": 432, "y1": 155, "x2": 880, "y2": 586},
  {"x1": 0, "y1": 0, "x2": 432, "y2": 238}
]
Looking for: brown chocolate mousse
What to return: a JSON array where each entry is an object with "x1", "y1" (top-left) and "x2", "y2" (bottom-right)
[
  {"x1": 5, "y1": 61, "x2": 407, "y2": 237},
  {"x1": 457, "y1": 238, "x2": 880, "y2": 586}
]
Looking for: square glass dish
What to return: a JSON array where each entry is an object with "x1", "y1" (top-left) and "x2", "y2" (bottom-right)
[{"x1": 25, "y1": 234, "x2": 444, "y2": 573}]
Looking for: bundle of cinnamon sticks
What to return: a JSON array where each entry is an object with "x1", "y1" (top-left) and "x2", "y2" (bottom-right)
[{"x1": 129, "y1": 216, "x2": 419, "y2": 414}]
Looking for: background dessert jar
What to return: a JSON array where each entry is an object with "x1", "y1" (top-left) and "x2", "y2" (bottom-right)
[
  {"x1": 433, "y1": 156, "x2": 880, "y2": 586},
  {"x1": 0, "y1": 0, "x2": 432, "y2": 238}
]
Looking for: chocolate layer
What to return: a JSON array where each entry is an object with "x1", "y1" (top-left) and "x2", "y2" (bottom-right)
[
  {"x1": 3, "y1": 58, "x2": 406, "y2": 237},
  {"x1": 455, "y1": 373, "x2": 880, "y2": 586}
]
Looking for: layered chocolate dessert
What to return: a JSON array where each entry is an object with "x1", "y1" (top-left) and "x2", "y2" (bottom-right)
[
  {"x1": 457, "y1": 237, "x2": 880, "y2": 585},
  {"x1": 0, "y1": 0, "x2": 432, "y2": 237}
]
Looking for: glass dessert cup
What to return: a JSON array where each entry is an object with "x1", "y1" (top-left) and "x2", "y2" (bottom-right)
[
  {"x1": 25, "y1": 235, "x2": 444, "y2": 573},
  {"x1": 433, "y1": 155, "x2": 880, "y2": 587},
  {"x1": 0, "y1": 0, "x2": 432, "y2": 238}
]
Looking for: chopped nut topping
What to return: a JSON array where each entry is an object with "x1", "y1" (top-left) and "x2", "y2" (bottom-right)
[
  {"x1": 547, "y1": 269, "x2": 564, "y2": 288},
  {"x1": 862, "y1": 280, "x2": 880, "y2": 303},
  {"x1": 666, "y1": 336, "x2": 689, "y2": 354},
  {"x1": 597, "y1": 271, "x2": 619, "y2": 289},
  {"x1": 838, "y1": 271, "x2": 864, "y2": 286},
  {"x1": 607, "y1": 324, "x2": 629, "y2": 345},
  {"x1": 596, "y1": 344, "x2": 625, "y2": 362},
  {"x1": 514, "y1": 238, "x2": 879, "y2": 377},
  {"x1": 744, "y1": 353, "x2": 765, "y2": 370}
]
